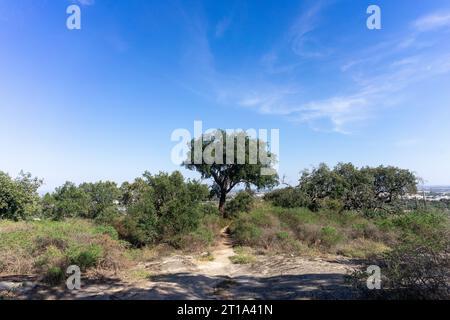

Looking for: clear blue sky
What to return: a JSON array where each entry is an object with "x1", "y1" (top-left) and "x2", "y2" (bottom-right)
[{"x1": 1, "y1": 0, "x2": 450, "y2": 192}]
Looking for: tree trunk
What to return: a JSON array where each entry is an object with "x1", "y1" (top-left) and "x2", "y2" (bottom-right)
[{"x1": 219, "y1": 191, "x2": 227, "y2": 218}]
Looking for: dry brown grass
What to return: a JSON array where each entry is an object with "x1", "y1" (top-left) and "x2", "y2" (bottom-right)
[
  {"x1": 0, "y1": 247, "x2": 34, "y2": 275},
  {"x1": 0, "y1": 219, "x2": 129, "y2": 282}
]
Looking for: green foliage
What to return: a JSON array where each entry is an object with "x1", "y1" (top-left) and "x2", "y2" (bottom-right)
[
  {"x1": 145, "y1": 171, "x2": 206, "y2": 240},
  {"x1": 115, "y1": 171, "x2": 210, "y2": 247},
  {"x1": 200, "y1": 203, "x2": 220, "y2": 216},
  {"x1": 164, "y1": 212, "x2": 224, "y2": 251},
  {"x1": 319, "y1": 226, "x2": 342, "y2": 248},
  {"x1": 231, "y1": 222, "x2": 263, "y2": 246},
  {"x1": 183, "y1": 130, "x2": 278, "y2": 216},
  {"x1": 44, "y1": 266, "x2": 65, "y2": 285},
  {"x1": 93, "y1": 225, "x2": 119, "y2": 240},
  {"x1": 389, "y1": 211, "x2": 447, "y2": 235},
  {"x1": 265, "y1": 163, "x2": 417, "y2": 213},
  {"x1": 0, "y1": 219, "x2": 128, "y2": 281},
  {"x1": 264, "y1": 187, "x2": 309, "y2": 208},
  {"x1": 80, "y1": 181, "x2": 121, "y2": 219},
  {"x1": 67, "y1": 244, "x2": 103, "y2": 270},
  {"x1": 225, "y1": 191, "x2": 255, "y2": 217},
  {"x1": 42, "y1": 182, "x2": 90, "y2": 220},
  {"x1": 42, "y1": 181, "x2": 120, "y2": 220},
  {"x1": 0, "y1": 171, "x2": 42, "y2": 220},
  {"x1": 230, "y1": 247, "x2": 256, "y2": 264},
  {"x1": 230, "y1": 205, "x2": 377, "y2": 255}
]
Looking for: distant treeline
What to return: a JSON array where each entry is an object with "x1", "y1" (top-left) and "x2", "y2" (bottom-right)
[
  {"x1": 265, "y1": 163, "x2": 419, "y2": 214},
  {"x1": 0, "y1": 162, "x2": 440, "y2": 246}
]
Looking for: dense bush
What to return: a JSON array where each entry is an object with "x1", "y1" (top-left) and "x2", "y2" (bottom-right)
[
  {"x1": 42, "y1": 181, "x2": 121, "y2": 221},
  {"x1": 42, "y1": 182, "x2": 90, "y2": 220},
  {"x1": 225, "y1": 191, "x2": 255, "y2": 217},
  {"x1": 114, "y1": 171, "x2": 210, "y2": 247},
  {"x1": 0, "y1": 171, "x2": 42, "y2": 220},
  {"x1": 265, "y1": 163, "x2": 417, "y2": 213},
  {"x1": 171, "y1": 212, "x2": 224, "y2": 251},
  {"x1": 264, "y1": 187, "x2": 308, "y2": 208},
  {"x1": 12, "y1": 170, "x2": 214, "y2": 249}
]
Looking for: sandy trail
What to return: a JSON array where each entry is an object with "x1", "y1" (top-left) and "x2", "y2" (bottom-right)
[
  {"x1": 1, "y1": 227, "x2": 360, "y2": 300},
  {"x1": 196, "y1": 226, "x2": 235, "y2": 275}
]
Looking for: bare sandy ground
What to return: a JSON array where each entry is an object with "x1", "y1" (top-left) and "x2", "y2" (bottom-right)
[{"x1": 1, "y1": 228, "x2": 360, "y2": 300}]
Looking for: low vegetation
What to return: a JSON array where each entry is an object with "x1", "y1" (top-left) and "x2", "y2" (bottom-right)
[
  {"x1": 231, "y1": 203, "x2": 447, "y2": 254},
  {"x1": 0, "y1": 219, "x2": 128, "y2": 284},
  {"x1": 1, "y1": 161, "x2": 449, "y2": 299},
  {"x1": 348, "y1": 226, "x2": 449, "y2": 299},
  {"x1": 230, "y1": 247, "x2": 256, "y2": 265}
]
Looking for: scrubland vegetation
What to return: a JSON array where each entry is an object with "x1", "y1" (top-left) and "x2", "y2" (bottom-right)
[
  {"x1": 0, "y1": 161, "x2": 449, "y2": 299},
  {"x1": 0, "y1": 219, "x2": 128, "y2": 284}
]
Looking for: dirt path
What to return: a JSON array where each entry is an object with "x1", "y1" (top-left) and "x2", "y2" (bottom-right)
[
  {"x1": 2, "y1": 228, "x2": 360, "y2": 300},
  {"x1": 196, "y1": 226, "x2": 235, "y2": 276}
]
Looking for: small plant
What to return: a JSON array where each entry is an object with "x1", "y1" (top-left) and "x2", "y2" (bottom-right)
[
  {"x1": 43, "y1": 266, "x2": 65, "y2": 285},
  {"x1": 230, "y1": 253, "x2": 256, "y2": 264},
  {"x1": 320, "y1": 226, "x2": 342, "y2": 248},
  {"x1": 67, "y1": 244, "x2": 103, "y2": 271},
  {"x1": 276, "y1": 231, "x2": 290, "y2": 240},
  {"x1": 230, "y1": 247, "x2": 256, "y2": 264},
  {"x1": 225, "y1": 191, "x2": 255, "y2": 217}
]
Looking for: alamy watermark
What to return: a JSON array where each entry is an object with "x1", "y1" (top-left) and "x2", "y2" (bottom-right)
[
  {"x1": 66, "y1": 265, "x2": 81, "y2": 290},
  {"x1": 66, "y1": 5, "x2": 81, "y2": 30},
  {"x1": 171, "y1": 121, "x2": 279, "y2": 176},
  {"x1": 366, "y1": 265, "x2": 381, "y2": 290},
  {"x1": 64, "y1": 4, "x2": 380, "y2": 31},
  {"x1": 367, "y1": 5, "x2": 382, "y2": 30}
]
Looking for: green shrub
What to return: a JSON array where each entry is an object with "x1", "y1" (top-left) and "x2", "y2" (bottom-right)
[
  {"x1": 67, "y1": 244, "x2": 103, "y2": 270},
  {"x1": 113, "y1": 213, "x2": 157, "y2": 247},
  {"x1": 0, "y1": 219, "x2": 128, "y2": 280},
  {"x1": 231, "y1": 222, "x2": 263, "y2": 246},
  {"x1": 276, "y1": 231, "x2": 290, "y2": 240},
  {"x1": 34, "y1": 245, "x2": 66, "y2": 271},
  {"x1": 0, "y1": 171, "x2": 42, "y2": 220},
  {"x1": 390, "y1": 211, "x2": 447, "y2": 235},
  {"x1": 44, "y1": 266, "x2": 65, "y2": 285},
  {"x1": 94, "y1": 225, "x2": 119, "y2": 240},
  {"x1": 230, "y1": 253, "x2": 256, "y2": 264},
  {"x1": 225, "y1": 191, "x2": 255, "y2": 217},
  {"x1": 41, "y1": 182, "x2": 90, "y2": 220},
  {"x1": 115, "y1": 171, "x2": 209, "y2": 247},
  {"x1": 264, "y1": 187, "x2": 308, "y2": 208},
  {"x1": 319, "y1": 198, "x2": 345, "y2": 212},
  {"x1": 42, "y1": 181, "x2": 121, "y2": 221},
  {"x1": 230, "y1": 247, "x2": 256, "y2": 264},
  {"x1": 319, "y1": 226, "x2": 342, "y2": 248},
  {"x1": 201, "y1": 203, "x2": 220, "y2": 216}
]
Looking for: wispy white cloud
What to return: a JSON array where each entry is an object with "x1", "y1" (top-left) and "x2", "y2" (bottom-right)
[
  {"x1": 177, "y1": 4, "x2": 450, "y2": 134},
  {"x1": 288, "y1": 2, "x2": 326, "y2": 58},
  {"x1": 75, "y1": 0, "x2": 95, "y2": 6},
  {"x1": 414, "y1": 12, "x2": 450, "y2": 31}
]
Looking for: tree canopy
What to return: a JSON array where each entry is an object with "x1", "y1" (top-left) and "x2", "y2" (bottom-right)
[
  {"x1": 183, "y1": 130, "x2": 278, "y2": 217},
  {"x1": 0, "y1": 171, "x2": 42, "y2": 220},
  {"x1": 266, "y1": 163, "x2": 417, "y2": 213}
]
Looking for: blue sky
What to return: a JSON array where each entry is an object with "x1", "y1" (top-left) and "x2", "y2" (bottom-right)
[{"x1": 1, "y1": 0, "x2": 450, "y2": 192}]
